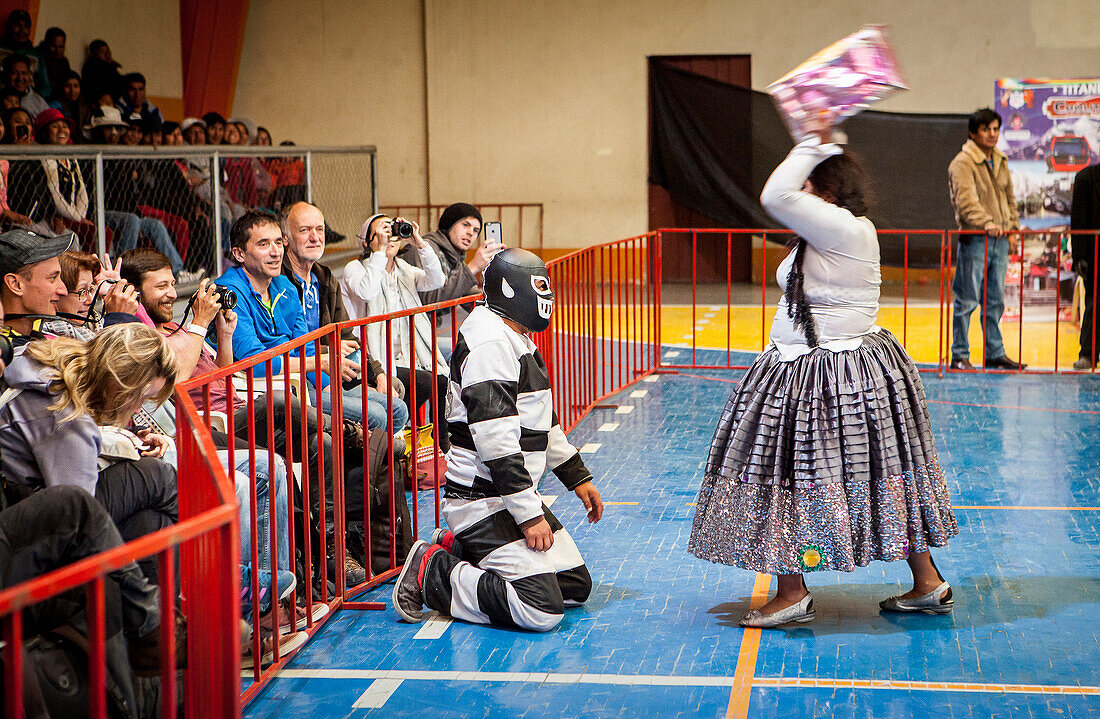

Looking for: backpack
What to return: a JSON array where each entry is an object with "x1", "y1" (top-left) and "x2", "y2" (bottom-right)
[{"x1": 344, "y1": 427, "x2": 413, "y2": 576}]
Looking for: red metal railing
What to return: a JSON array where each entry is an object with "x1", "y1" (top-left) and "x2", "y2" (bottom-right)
[
  {"x1": 537, "y1": 232, "x2": 661, "y2": 433},
  {"x1": 380, "y1": 203, "x2": 544, "y2": 252},
  {"x1": 654, "y1": 228, "x2": 1099, "y2": 376},
  {"x1": 0, "y1": 389, "x2": 241, "y2": 719}
]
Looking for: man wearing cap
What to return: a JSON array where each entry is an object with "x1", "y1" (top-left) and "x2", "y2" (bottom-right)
[
  {"x1": 281, "y1": 201, "x2": 409, "y2": 433},
  {"x1": 181, "y1": 116, "x2": 206, "y2": 145},
  {"x1": 1, "y1": 53, "x2": 47, "y2": 117},
  {"x1": 0, "y1": 229, "x2": 140, "y2": 349},
  {"x1": 392, "y1": 248, "x2": 603, "y2": 632}
]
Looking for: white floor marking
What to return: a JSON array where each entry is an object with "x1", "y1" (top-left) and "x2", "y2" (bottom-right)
[
  {"x1": 544, "y1": 495, "x2": 558, "y2": 507},
  {"x1": 615, "y1": 405, "x2": 634, "y2": 414},
  {"x1": 351, "y1": 678, "x2": 403, "y2": 708},
  {"x1": 664, "y1": 350, "x2": 681, "y2": 357},
  {"x1": 413, "y1": 612, "x2": 452, "y2": 640},
  {"x1": 579, "y1": 443, "x2": 601, "y2": 453},
  {"x1": 643, "y1": 375, "x2": 659, "y2": 383},
  {"x1": 597, "y1": 422, "x2": 619, "y2": 432},
  {"x1": 629, "y1": 389, "x2": 648, "y2": 398}
]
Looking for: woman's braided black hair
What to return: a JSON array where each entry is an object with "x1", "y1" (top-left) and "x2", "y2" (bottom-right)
[{"x1": 784, "y1": 152, "x2": 871, "y2": 347}]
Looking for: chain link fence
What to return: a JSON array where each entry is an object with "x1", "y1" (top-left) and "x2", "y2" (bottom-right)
[{"x1": 1, "y1": 145, "x2": 377, "y2": 288}]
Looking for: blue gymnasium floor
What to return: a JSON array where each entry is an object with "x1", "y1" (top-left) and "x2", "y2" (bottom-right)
[{"x1": 244, "y1": 348, "x2": 1100, "y2": 718}]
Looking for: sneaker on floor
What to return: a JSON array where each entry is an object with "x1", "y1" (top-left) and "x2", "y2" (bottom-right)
[
  {"x1": 1073, "y1": 356, "x2": 1095, "y2": 370},
  {"x1": 393, "y1": 540, "x2": 432, "y2": 623},
  {"x1": 345, "y1": 556, "x2": 367, "y2": 587},
  {"x1": 240, "y1": 565, "x2": 297, "y2": 617},
  {"x1": 240, "y1": 630, "x2": 308, "y2": 670}
]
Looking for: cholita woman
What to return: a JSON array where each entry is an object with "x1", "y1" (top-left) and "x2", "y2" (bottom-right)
[{"x1": 687, "y1": 131, "x2": 958, "y2": 627}]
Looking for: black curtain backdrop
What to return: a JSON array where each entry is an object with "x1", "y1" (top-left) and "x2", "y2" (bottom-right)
[{"x1": 649, "y1": 60, "x2": 967, "y2": 268}]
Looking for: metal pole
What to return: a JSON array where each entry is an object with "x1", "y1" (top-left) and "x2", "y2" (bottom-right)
[
  {"x1": 211, "y1": 152, "x2": 223, "y2": 277},
  {"x1": 370, "y1": 151, "x2": 380, "y2": 214},
  {"x1": 94, "y1": 152, "x2": 107, "y2": 257},
  {"x1": 305, "y1": 151, "x2": 314, "y2": 204}
]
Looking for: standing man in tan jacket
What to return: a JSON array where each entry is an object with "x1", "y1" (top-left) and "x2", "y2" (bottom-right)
[{"x1": 948, "y1": 107, "x2": 1026, "y2": 370}]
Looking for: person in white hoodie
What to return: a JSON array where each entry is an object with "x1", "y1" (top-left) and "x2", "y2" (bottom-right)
[{"x1": 341, "y1": 214, "x2": 451, "y2": 450}]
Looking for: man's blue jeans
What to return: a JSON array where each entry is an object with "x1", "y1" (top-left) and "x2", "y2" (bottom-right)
[
  {"x1": 219, "y1": 450, "x2": 290, "y2": 573},
  {"x1": 307, "y1": 383, "x2": 410, "y2": 433},
  {"x1": 951, "y1": 234, "x2": 1009, "y2": 361},
  {"x1": 105, "y1": 210, "x2": 184, "y2": 274}
]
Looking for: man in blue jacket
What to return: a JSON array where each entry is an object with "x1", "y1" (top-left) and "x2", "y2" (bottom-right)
[{"x1": 215, "y1": 209, "x2": 373, "y2": 587}]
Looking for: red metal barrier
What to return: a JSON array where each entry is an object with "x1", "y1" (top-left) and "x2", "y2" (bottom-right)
[
  {"x1": 0, "y1": 389, "x2": 241, "y2": 719},
  {"x1": 537, "y1": 232, "x2": 661, "y2": 433},
  {"x1": 654, "y1": 227, "x2": 1099, "y2": 376}
]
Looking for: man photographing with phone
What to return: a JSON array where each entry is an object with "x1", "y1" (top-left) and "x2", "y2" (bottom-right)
[{"x1": 398, "y1": 202, "x2": 503, "y2": 307}]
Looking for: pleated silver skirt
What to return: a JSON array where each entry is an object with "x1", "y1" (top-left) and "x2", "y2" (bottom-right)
[{"x1": 688, "y1": 329, "x2": 958, "y2": 575}]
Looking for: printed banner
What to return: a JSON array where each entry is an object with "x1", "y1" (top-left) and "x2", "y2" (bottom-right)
[{"x1": 995, "y1": 78, "x2": 1100, "y2": 320}]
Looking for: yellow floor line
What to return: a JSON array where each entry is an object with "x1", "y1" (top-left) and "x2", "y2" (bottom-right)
[
  {"x1": 751, "y1": 676, "x2": 1100, "y2": 695},
  {"x1": 726, "y1": 573, "x2": 771, "y2": 719}
]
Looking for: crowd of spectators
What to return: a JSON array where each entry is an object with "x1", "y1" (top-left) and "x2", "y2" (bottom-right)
[
  {"x1": 0, "y1": 12, "x2": 307, "y2": 283},
  {"x1": 0, "y1": 12, "x2": 508, "y2": 713},
  {"x1": 0, "y1": 193, "x2": 495, "y2": 710}
]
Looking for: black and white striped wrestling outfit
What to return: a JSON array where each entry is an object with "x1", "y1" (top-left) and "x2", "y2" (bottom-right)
[{"x1": 420, "y1": 305, "x2": 593, "y2": 631}]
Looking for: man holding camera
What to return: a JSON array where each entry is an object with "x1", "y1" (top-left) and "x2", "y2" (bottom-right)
[{"x1": 280, "y1": 201, "x2": 408, "y2": 433}]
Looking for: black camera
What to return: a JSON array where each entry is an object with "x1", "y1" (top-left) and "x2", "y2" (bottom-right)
[
  {"x1": 212, "y1": 285, "x2": 237, "y2": 310},
  {"x1": 0, "y1": 334, "x2": 12, "y2": 366},
  {"x1": 391, "y1": 219, "x2": 414, "y2": 239}
]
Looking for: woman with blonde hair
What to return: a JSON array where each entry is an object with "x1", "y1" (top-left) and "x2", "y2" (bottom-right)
[{"x1": 0, "y1": 322, "x2": 179, "y2": 582}]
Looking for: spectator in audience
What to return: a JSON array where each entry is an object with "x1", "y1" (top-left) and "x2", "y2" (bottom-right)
[
  {"x1": 163, "y1": 120, "x2": 182, "y2": 145},
  {"x1": 144, "y1": 118, "x2": 216, "y2": 273},
  {"x1": 0, "y1": 231, "x2": 138, "y2": 350},
  {"x1": 2, "y1": 53, "x2": 48, "y2": 117},
  {"x1": 203, "y1": 111, "x2": 227, "y2": 146},
  {"x1": 0, "y1": 10, "x2": 46, "y2": 95},
  {"x1": 35, "y1": 26, "x2": 69, "y2": 99},
  {"x1": 0, "y1": 316, "x2": 179, "y2": 585},
  {"x1": 342, "y1": 213, "x2": 451, "y2": 451},
  {"x1": 87, "y1": 104, "x2": 126, "y2": 144},
  {"x1": 181, "y1": 116, "x2": 205, "y2": 145},
  {"x1": 400, "y1": 203, "x2": 498, "y2": 310},
  {"x1": 0, "y1": 116, "x2": 33, "y2": 230},
  {"x1": 120, "y1": 110, "x2": 143, "y2": 145},
  {"x1": 49, "y1": 70, "x2": 90, "y2": 142},
  {"x1": 223, "y1": 120, "x2": 241, "y2": 146},
  {"x1": 118, "y1": 72, "x2": 164, "y2": 125},
  {"x1": 55, "y1": 249, "x2": 102, "y2": 327},
  {"x1": 81, "y1": 39, "x2": 122, "y2": 109},
  {"x1": 0, "y1": 86, "x2": 20, "y2": 109},
  {"x1": 140, "y1": 116, "x2": 163, "y2": 146},
  {"x1": 281, "y1": 201, "x2": 409, "y2": 433},
  {"x1": 9, "y1": 107, "x2": 101, "y2": 245},
  {"x1": 217, "y1": 209, "x2": 374, "y2": 429},
  {"x1": 255, "y1": 126, "x2": 273, "y2": 146},
  {"x1": 0, "y1": 105, "x2": 31, "y2": 143}
]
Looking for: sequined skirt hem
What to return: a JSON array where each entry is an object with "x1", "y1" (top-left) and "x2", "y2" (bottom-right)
[{"x1": 687, "y1": 459, "x2": 958, "y2": 575}]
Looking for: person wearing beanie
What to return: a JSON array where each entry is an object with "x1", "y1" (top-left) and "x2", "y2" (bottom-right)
[{"x1": 398, "y1": 202, "x2": 502, "y2": 308}]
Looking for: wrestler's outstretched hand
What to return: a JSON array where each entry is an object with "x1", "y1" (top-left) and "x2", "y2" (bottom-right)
[
  {"x1": 574, "y1": 481, "x2": 603, "y2": 523},
  {"x1": 523, "y1": 518, "x2": 554, "y2": 552}
]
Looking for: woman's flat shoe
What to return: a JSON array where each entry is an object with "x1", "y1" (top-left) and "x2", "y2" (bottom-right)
[
  {"x1": 739, "y1": 593, "x2": 815, "y2": 628},
  {"x1": 879, "y1": 581, "x2": 953, "y2": 614}
]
